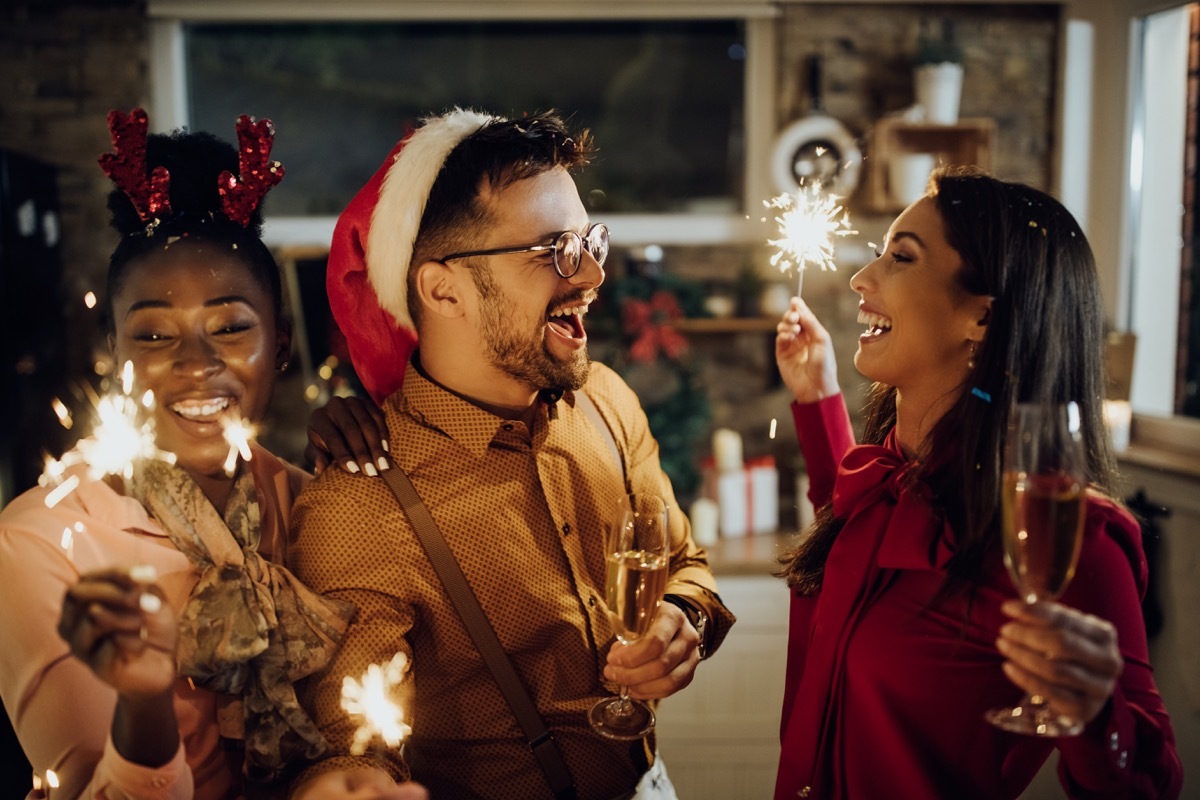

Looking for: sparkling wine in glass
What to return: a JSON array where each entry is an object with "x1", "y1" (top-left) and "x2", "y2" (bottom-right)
[
  {"x1": 588, "y1": 494, "x2": 670, "y2": 741},
  {"x1": 987, "y1": 401, "x2": 1087, "y2": 737}
]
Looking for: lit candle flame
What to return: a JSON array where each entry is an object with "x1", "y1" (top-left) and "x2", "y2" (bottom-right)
[
  {"x1": 341, "y1": 652, "x2": 412, "y2": 755},
  {"x1": 764, "y1": 182, "x2": 857, "y2": 297},
  {"x1": 84, "y1": 291, "x2": 97, "y2": 309},
  {"x1": 47, "y1": 769, "x2": 60, "y2": 788},
  {"x1": 220, "y1": 415, "x2": 257, "y2": 476}
]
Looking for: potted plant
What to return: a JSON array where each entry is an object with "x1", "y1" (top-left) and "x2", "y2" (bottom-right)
[{"x1": 913, "y1": 18, "x2": 964, "y2": 124}]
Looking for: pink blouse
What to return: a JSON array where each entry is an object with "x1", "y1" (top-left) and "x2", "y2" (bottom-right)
[
  {"x1": 776, "y1": 395, "x2": 1183, "y2": 799},
  {"x1": 0, "y1": 445, "x2": 306, "y2": 799}
]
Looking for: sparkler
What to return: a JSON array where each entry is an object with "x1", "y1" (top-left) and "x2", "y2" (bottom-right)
[
  {"x1": 764, "y1": 182, "x2": 857, "y2": 298},
  {"x1": 39, "y1": 361, "x2": 174, "y2": 508},
  {"x1": 220, "y1": 415, "x2": 257, "y2": 476},
  {"x1": 341, "y1": 653, "x2": 412, "y2": 756}
]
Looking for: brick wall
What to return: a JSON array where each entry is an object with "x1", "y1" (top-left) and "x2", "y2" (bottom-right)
[{"x1": 0, "y1": 0, "x2": 148, "y2": 377}]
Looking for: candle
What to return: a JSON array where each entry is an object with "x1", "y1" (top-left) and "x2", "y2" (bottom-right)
[{"x1": 711, "y1": 428, "x2": 743, "y2": 473}]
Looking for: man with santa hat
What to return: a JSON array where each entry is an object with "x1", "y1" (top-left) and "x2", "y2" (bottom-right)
[{"x1": 289, "y1": 108, "x2": 734, "y2": 800}]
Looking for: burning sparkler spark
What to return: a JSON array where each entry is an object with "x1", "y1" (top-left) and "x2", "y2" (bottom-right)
[
  {"x1": 51, "y1": 398, "x2": 73, "y2": 430},
  {"x1": 39, "y1": 361, "x2": 174, "y2": 508},
  {"x1": 341, "y1": 653, "x2": 412, "y2": 755},
  {"x1": 220, "y1": 415, "x2": 257, "y2": 476},
  {"x1": 764, "y1": 182, "x2": 857, "y2": 297}
]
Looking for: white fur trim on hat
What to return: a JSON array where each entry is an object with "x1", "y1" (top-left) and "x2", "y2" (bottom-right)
[{"x1": 366, "y1": 107, "x2": 499, "y2": 329}]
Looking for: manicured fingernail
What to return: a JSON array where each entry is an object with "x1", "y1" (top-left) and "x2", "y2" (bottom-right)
[
  {"x1": 345, "y1": 462, "x2": 360, "y2": 474},
  {"x1": 381, "y1": 439, "x2": 389, "y2": 451},
  {"x1": 364, "y1": 462, "x2": 378, "y2": 477},
  {"x1": 129, "y1": 564, "x2": 157, "y2": 583},
  {"x1": 377, "y1": 457, "x2": 390, "y2": 471},
  {"x1": 139, "y1": 592, "x2": 162, "y2": 614}
]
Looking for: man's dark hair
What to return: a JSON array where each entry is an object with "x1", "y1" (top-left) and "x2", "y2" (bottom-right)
[{"x1": 407, "y1": 111, "x2": 594, "y2": 326}]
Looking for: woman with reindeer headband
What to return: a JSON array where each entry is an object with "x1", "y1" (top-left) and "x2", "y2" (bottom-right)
[{"x1": 0, "y1": 109, "x2": 423, "y2": 799}]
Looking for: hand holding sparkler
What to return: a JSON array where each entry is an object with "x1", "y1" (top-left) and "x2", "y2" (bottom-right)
[
  {"x1": 57, "y1": 565, "x2": 178, "y2": 698},
  {"x1": 775, "y1": 296, "x2": 841, "y2": 404},
  {"x1": 293, "y1": 768, "x2": 429, "y2": 800},
  {"x1": 764, "y1": 182, "x2": 857, "y2": 299}
]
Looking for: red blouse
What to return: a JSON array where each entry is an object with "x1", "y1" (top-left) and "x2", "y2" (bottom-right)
[{"x1": 775, "y1": 396, "x2": 1183, "y2": 799}]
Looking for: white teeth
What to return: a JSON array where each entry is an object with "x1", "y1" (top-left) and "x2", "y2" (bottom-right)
[
  {"x1": 170, "y1": 397, "x2": 231, "y2": 418},
  {"x1": 549, "y1": 304, "x2": 588, "y2": 318},
  {"x1": 856, "y1": 310, "x2": 892, "y2": 333}
]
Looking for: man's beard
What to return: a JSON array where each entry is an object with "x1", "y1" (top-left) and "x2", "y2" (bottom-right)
[{"x1": 473, "y1": 265, "x2": 591, "y2": 392}]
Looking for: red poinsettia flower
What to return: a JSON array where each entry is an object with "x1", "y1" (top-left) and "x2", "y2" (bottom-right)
[{"x1": 621, "y1": 290, "x2": 689, "y2": 363}]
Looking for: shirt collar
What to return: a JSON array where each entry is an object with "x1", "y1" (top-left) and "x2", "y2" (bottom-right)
[
  {"x1": 397, "y1": 358, "x2": 570, "y2": 459},
  {"x1": 70, "y1": 466, "x2": 166, "y2": 537}
]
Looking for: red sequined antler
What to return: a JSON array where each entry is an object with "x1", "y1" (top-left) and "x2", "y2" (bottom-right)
[
  {"x1": 97, "y1": 108, "x2": 171, "y2": 223},
  {"x1": 218, "y1": 115, "x2": 285, "y2": 227}
]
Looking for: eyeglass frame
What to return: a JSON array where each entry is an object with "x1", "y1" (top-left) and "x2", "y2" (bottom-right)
[{"x1": 438, "y1": 222, "x2": 609, "y2": 279}]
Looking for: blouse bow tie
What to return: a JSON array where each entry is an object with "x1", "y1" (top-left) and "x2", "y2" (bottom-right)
[{"x1": 831, "y1": 436, "x2": 955, "y2": 571}]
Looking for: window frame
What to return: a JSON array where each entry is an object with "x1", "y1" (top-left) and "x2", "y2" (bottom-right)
[{"x1": 147, "y1": 1, "x2": 780, "y2": 246}]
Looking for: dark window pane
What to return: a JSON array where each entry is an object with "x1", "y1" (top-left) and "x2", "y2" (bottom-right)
[{"x1": 185, "y1": 20, "x2": 745, "y2": 215}]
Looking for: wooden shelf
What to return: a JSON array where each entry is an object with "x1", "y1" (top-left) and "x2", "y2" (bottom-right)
[
  {"x1": 671, "y1": 317, "x2": 780, "y2": 334},
  {"x1": 864, "y1": 117, "x2": 996, "y2": 212}
]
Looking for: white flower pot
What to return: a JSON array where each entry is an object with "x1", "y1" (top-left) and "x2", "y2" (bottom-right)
[{"x1": 914, "y1": 62, "x2": 964, "y2": 124}]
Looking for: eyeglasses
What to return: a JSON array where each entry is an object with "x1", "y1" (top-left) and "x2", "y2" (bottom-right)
[{"x1": 439, "y1": 222, "x2": 609, "y2": 279}]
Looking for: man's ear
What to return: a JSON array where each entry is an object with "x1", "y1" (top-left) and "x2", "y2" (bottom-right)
[{"x1": 414, "y1": 259, "x2": 465, "y2": 320}]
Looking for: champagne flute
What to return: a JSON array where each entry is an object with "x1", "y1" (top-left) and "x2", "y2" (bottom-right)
[
  {"x1": 987, "y1": 401, "x2": 1087, "y2": 737},
  {"x1": 588, "y1": 494, "x2": 670, "y2": 741}
]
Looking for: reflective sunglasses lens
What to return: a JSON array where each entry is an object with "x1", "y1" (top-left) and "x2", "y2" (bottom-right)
[
  {"x1": 557, "y1": 231, "x2": 583, "y2": 276},
  {"x1": 587, "y1": 224, "x2": 609, "y2": 266}
]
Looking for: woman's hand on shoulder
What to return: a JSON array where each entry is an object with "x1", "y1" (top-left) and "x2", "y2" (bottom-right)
[
  {"x1": 293, "y1": 767, "x2": 428, "y2": 800},
  {"x1": 775, "y1": 296, "x2": 840, "y2": 404},
  {"x1": 58, "y1": 566, "x2": 178, "y2": 698},
  {"x1": 996, "y1": 599, "x2": 1122, "y2": 725},
  {"x1": 305, "y1": 395, "x2": 390, "y2": 477}
]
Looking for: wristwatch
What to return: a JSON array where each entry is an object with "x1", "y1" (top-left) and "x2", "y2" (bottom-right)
[{"x1": 663, "y1": 594, "x2": 710, "y2": 660}]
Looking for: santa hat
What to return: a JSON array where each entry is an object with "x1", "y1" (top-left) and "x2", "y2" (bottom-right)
[{"x1": 327, "y1": 107, "x2": 498, "y2": 403}]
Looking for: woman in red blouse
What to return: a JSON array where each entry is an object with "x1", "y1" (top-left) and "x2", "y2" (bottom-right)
[{"x1": 773, "y1": 167, "x2": 1182, "y2": 799}]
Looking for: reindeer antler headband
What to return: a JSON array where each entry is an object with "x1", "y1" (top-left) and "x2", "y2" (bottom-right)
[{"x1": 98, "y1": 107, "x2": 285, "y2": 233}]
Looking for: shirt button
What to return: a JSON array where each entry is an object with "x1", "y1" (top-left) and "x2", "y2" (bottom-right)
[
  {"x1": 150, "y1": 776, "x2": 168, "y2": 788},
  {"x1": 562, "y1": 522, "x2": 572, "y2": 536},
  {"x1": 589, "y1": 595, "x2": 598, "y2": 607},
  {"x1": 502, "y1": 423, "x2": 514, "y2": 431},
  {"x1": 1118, "y1": 750, "x2": 1128, "y2": 769},
  {"x1": 1110, "y1": 731, "x2": 1120, "y2": 751},
  {"x1": 798, "y1": 788, "x2": 811, "y2": 798}
]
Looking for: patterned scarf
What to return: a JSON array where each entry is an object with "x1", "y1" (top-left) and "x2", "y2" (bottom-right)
[{"x1": 128, "y1": 458, "x2": 355, "y2": 786}]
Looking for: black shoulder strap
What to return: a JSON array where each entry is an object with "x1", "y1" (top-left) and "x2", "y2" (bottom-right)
[{"x1": 380, "y1": 466, "x2": 577, "y2": 800}]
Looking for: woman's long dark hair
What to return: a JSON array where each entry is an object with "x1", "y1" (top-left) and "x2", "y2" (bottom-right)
[{"x1": 780, "y1": 167, "x2": 1118, "y2": 595}]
